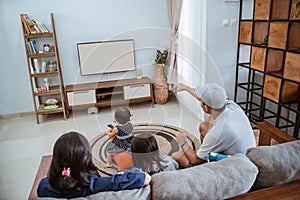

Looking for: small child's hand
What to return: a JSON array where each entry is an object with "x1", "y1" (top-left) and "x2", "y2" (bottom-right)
[
  {"x1": 111, "y1": 127, "x2": 118, "y2": 135},
  {"x1": 105, "y1": 130, "x2": 113, "y2": 136},
  {"x1": 105, "y1": 128, "x2": 117, "y2": 137}
]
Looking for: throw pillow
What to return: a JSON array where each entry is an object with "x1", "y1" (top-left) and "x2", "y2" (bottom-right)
[
  {"x1": 151, "y1": 154, "x2": 258, "y2": 200},
  {"x1": 246, "y1": 140, "x2": 300, "y2": 189}
]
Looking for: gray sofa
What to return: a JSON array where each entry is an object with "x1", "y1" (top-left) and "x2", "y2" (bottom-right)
[{"x1": 32, "y1": 122, "x2": 300, "y2": 200}]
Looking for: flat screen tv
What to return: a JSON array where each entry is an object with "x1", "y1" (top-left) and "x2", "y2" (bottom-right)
[{"x1": 77, "y1": 39, "x2": 135, "y2": 75}]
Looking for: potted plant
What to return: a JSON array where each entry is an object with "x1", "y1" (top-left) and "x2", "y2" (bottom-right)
[
  {"x1": 153, "y1": 48, "x2": 169, "y2": 104},
  {"x1": 155, "y1": 49, "x2": 168, "y2": 65}
]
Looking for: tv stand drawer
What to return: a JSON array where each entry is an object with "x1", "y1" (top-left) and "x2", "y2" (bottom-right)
[
  {"x1": 67, "y1": 90, "x2": 96, "y2": 106},
  {"x1": 123, "y1": 84, "x2": 150, "y2": 100}
]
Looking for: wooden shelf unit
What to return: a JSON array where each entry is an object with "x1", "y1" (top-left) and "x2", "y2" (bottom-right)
[
  {"x1": 20, "y1": 13, "x2": 66, "y2": 124},
  {"x1": 235, "y1": 0, "x2": 300, "y2": 138},
  {"x1": 64, "y1": 77, "x2": 154, "y2": 117}
]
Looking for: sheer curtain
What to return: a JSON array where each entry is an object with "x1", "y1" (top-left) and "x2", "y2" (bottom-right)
[
  {"x1": 167, "y1": 0, "x2": 183, "y2": 90},
  {"x1": 177, "y1": 0, "x2": 206, "y2": 119}
]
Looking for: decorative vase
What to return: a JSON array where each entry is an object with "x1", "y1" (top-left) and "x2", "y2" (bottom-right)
[{"x1": 153, "y1": 63, "x2": 169, "y2": 104}]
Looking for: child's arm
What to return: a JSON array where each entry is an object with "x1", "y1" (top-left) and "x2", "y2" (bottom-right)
[{"x1": 105, "y1": 124, "x2": 118, "y2": 141}]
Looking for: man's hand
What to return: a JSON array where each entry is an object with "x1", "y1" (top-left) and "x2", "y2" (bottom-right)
[{"x1": 176, "y1": 83, "x2": 187, "y2": 92}]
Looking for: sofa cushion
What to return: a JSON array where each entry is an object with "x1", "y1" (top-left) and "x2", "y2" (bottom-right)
[
  {"x1": 33, "y1": 185, "x2": 151, "y2": 200},
  {"x1": 246, "y1": 140, "x2": 300, "y2": 189},
  {"x1": 151, "y1": 154, "x2": 258, "y2": 200}
]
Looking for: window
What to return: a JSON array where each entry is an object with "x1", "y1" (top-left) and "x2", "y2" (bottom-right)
[{"x1": 177, "y1": 0, "x2": 206, "y2": 119}]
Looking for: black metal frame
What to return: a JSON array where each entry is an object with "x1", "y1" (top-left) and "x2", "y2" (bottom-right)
[{"x1": 234, "y1": 0, "x2": 300, "y2": 139}]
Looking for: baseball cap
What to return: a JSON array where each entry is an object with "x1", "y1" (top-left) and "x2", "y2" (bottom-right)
[{"x1": 195, "y1": 83, "x2": 226, "y2": 109}]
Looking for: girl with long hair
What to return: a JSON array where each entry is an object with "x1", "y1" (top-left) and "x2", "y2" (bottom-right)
[{"x1": 37, "y1": 131, "x2": 151, "y2": 198}]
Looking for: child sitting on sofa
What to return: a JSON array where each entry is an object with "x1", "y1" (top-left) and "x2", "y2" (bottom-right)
[
  {"x1": 103, "y1": 107, "x2": 134, "y2": 168},
  {"x1": 131, "y1": 132, "x2": 179, "y2": 175},
  {"x1": 37, "y1": 131, "x2": 151, "y2": 198}
]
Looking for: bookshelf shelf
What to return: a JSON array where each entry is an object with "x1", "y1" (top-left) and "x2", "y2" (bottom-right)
[
  {"x1": 30, "y1": 71, "x2": 59, "y2": 77},
  {"x1": 28, "y1": 52, "x2": 55, "y2": 59},
  {"x1": 25, "y1": 32, "x2": 53, "y2": 39},
  {"x1": 20, "y1": 13, "x2": 66, "y2": 124}
]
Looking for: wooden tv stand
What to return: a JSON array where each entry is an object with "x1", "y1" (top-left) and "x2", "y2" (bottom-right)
[{"x1": 64, "y1": 77, "x2": 154, "y2": 117}]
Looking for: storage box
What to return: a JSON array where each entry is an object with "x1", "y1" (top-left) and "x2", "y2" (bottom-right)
[
  {"x1": 284, "y1": 52, "x2": 300, "y2": 83},
  {"x1": 239, "y1": 21, "x2": 252, "y2": 44},
  {"x1": 271, "y1": 0, "x2": 290, "y2": 20},
  {"x1": 251, "y1": 46, "x2": 266, "y2": 71},
  {"x1": 288, "y1": 22, "x2": 300, "y2": 50},
  {"x1": 263, "y1": 75, "x2": 300, "y2": 103},
  {"x1": 254, "y1": 0, "x2": 271, "y2": 20},
  {"x1": 253, "y1": 22, "x2": 268, "y2": 45},
  {"x1": 290, "y1": 0, "x2": 300, "y2": 20},
  {"x1": 266, "y1": 49, "x2": 284, "y2": 74},
  {"x1": 268, "y1": 22, "x2": 288, "y2": 49}
]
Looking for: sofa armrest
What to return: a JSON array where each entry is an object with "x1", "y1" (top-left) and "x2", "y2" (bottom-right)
[
  {"x1": 28, "y1": 155, "x2": 52, "y2": 200},
  {"x1": 256, "y1": 121, "x2": 296, "y2": 146}
]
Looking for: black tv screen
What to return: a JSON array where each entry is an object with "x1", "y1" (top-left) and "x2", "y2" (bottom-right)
[{"x1": 77, "y1": 39, "x2": 135, "y2": 75}]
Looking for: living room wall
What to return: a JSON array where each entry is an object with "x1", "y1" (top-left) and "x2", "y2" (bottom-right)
[
  {"x1": 0, "y1": 0, "x2": 170, "y2": 115},
  {"x1": 205, "y1": 0, "x2": 240, "y2": 99},
  {"x1": 0, "y1": 0, "x2": 243, "y2": 117}
]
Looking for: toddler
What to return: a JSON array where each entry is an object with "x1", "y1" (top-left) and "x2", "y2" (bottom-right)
[{"x1": 103, "y1": 107, "x2": 133, "y2": 168}]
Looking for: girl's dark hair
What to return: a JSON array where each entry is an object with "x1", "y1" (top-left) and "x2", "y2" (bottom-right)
[
  {"x1": 114, "y1": 107, "x2": 132, "y2": 124},
  {"x1": 48, "y1": 132, "x2": 99, "y2": 195},
  {"x1": 131, "y1": 132, "x2": 166, "y2": 175}
]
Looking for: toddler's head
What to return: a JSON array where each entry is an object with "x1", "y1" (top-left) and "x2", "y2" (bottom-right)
[{"x1": 114, "y1": 107, "x2": 132, "y2": 124}]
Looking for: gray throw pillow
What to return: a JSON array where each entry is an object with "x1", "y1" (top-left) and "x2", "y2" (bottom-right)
[
  {"x1": 151, "y1": 154, "x2": 258, "y2": 200},
  {"x1": 246, "y1": 140, "x2": 300, "y2": 189}
]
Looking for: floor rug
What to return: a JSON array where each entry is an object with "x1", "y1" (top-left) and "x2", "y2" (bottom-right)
[{"x1": 90, "y1": 123, "x2": 200, "y2": 176}]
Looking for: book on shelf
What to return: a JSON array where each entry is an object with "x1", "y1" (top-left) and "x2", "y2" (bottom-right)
[
  {"x1": 20, "y1": 14, "x2": 30, "y2": 34},
  {"x1": 20, "y1": 14, "x2": 50, "y2": 34},
  {"x1": 25, "y1": 42, "x2": 32, "y2": 54},
  {"x1": 35, "y1": 19, "x2": 50, "y2": 33},
  {"x1": 33, "y1": 59, "x2": 40, "y2": 73},
  {"x1": 26, "y1": 40, "x2": 38, "y2": 54},
  {"x1": 23, "y1": 14, "x2": 38, "y2": 34},
  {"x1": 30, "y1": 40, "x2": 38, "y2": 54}
]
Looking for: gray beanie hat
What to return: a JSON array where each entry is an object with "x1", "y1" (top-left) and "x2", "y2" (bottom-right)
[{"x1": 195, "y1": 83, "x2": 226, "y2": 109}]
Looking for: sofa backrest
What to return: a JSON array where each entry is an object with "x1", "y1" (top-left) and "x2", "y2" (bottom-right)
[
  {"x1": 150, "y1": 154, "x2": 258, "y2": 200},
  {"x1": 247, "y1": 140, "x2": 300, "y2": 189}
]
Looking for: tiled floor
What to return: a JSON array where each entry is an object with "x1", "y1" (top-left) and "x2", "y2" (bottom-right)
[{"x1": 0, "y1": 96, "x2": 201, "y2": 200}]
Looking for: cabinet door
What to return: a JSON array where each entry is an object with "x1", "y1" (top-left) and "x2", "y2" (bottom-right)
[
  {"x1": 67, "y1": 90, "x2": 96, "y2": 106},
  {"x1": 123, "y1": 84, "x2": 150, "y2": 100}
]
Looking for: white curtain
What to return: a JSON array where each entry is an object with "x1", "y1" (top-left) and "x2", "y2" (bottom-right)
[
  {"x1": 177, "y1": 0, "x2": 206, "y2": 119},
  {"x1": 167, "y1": 0, "x2": 183, "y2": 90}
]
